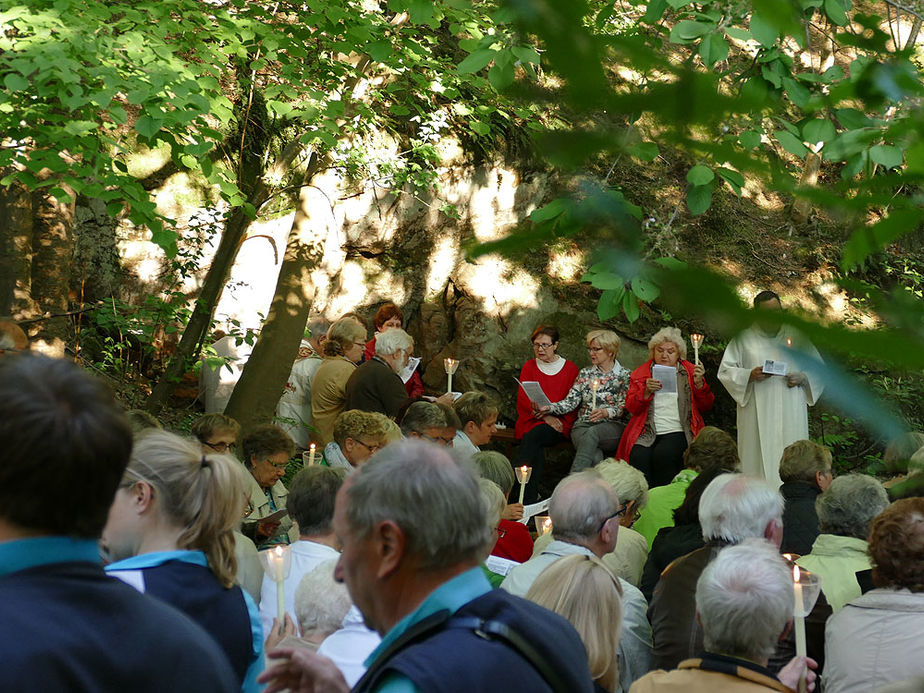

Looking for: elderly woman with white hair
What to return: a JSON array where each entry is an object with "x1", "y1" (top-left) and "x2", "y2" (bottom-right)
[{"x1": 616, "y1": 327, "x2": 714, "y2": 489}]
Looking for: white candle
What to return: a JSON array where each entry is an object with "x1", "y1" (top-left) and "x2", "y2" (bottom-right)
[
  {"x1": 793, "y1": 566, "x2": 807, "y2": 693},
  {"x1": 591, "y1": 378, "x2": 600, "y2": 411},
  {"x1": 444, "y1": 358, "x2": 458, "y2": 394},
  {"x1": 518, "y1": 465, "x2": 529, "y2": 504},
  {"x1": 271, "y1": 546, "x2": 287, "y2": 622},
  {"x1": 308, "y1": 443, "x2": 316, "y2": 466},
  {"x1": 690, "y1": 333, "x2": 704, "y2": 366},
  {"x1": 541, "y1": 517, "x2": 552, "y2": 535}
]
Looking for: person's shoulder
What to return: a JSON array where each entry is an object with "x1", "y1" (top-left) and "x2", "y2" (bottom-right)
[{"x1": 631, "y1": 360, "x2": 653, "y2": 376}]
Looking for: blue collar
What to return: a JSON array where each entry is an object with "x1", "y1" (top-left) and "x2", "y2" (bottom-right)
[
  {"x1": 0, "y1": 536, "x2": 101, "y2": 578},
  {"x1": 106, "y1": 549, "x2": 209, "y2": 572},
  {"x1": 365, "y1": 567, "x2": 491, "y2": 667}
]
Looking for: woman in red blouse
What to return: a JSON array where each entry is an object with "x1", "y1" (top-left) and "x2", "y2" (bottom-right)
[
  {"x1": 363, "y1": 302, "x2": 424, "y2": 399},
  {"x1": 514, "y1": 325, "x2": 579, "y2": 503},
  {"x1": 473, "y1": 451, "x2": 534, "y2": 563}
]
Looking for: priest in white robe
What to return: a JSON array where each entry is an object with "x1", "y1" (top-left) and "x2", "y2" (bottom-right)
[{"x1": 718, "y1": 292, "x2": 824, "y2": 484}]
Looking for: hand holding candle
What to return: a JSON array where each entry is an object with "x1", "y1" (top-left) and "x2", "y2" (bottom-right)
[
  {"x1": 690, "y1": 333, "x2": 704, "y2": 366},
  {"x1": 791, "y1": 565, "x2": 822, "y2": 693},
  {"x1": 260, "y1": 545, "x2": 293, "y2": 623},
  {"x1": 444, "y1": 357, "x2": 459, "y2": 394},
  {"x1": 515, "y1": 465, "x2": 532, "y2": 504}
]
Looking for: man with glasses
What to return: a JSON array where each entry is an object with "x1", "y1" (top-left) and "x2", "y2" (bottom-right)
[
  {"x1": 400, "y1": 401, "x2": 454, "y2": 445},
  {"x1": 191, "y1": 413, "x2": 240, "y2": 455},
  {"x1": 323, "y1": 410, "x2": 388, "y2": 473},
  {"x1": 501, "y1": 470, "x2": 654, "y2": 692}
]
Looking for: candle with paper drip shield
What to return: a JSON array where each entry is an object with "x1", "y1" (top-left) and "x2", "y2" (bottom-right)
[
  {"x1": 791, "y1": 565, "x2": 822, "y2": 693},
  {"x1": 591, "y1": 378, "x2": 600, "y2": 411},
  {"x1": 690, "y1": 333, "x2": 704, "y2": 366},
  {"x1": 515, "y1": 465, "x2": 532, "y2": 504},
  {"x1": 444, "y1": 358, "x2": 459, "y2": 394},
  {"x1": 302, "y1": 443, "x2": 316, "y2": 467},
  {"x1": 259, "y1": 545, "x2": 293, "y2": 622},
  {"x1": 534, "y1": 514, "x2": 553, "y2": 536}
]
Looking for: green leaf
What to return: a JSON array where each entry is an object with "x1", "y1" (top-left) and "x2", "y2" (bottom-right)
[
  {"x1": 835, "y1": 109, "x2": 870, "y2": 130},
  {"x1": 781, "y1": 77, "x2": 810, "y2": 109},
  {"x1": 470, "y1": 120, "x2": 490, "y2": 136},
  {"x1": 4, "y1": 73, "x2": 29, "y2": 92},
  {"x1": 511, "y1": 46, "x2": 540, "y2": 65},
  {"x1": 699, "y1": 33, "x2": 729, "y2": 67},
  {"x1": 135, "y1": 115, "x2": 162, "y2": 139},
  {"x1": 591, "y1": 272, "x2": 627, "y2": 290},
  {"x1": 627, "y1": 141, "x2": 659, "y2": 161},
  {"x1": 458, "y1": 49, "x2": 496, "y2": 74},
  {"x1": 774, "y1": 130, "x2": 809, "y2": 157},
  {"x1": 622, "y1": 292, "x2": 640, "y2": 322},
  {"x1": 529, "y1": 198, "x2": 567, "y2": 222},
  {"x1": 824, "y1": 0, "x2": 848, "y2": 25},
  {"x1": 597, "y1": 288, "x2": 625, "y2": 321},
  {"x1": 717, "y1": 167, "x2": 745, "y2": 195},
  {"x1": 643, "y1": 0, "x2": 668, "y2": 23},
  {"x1": 366, "y1": 40, "x2": 392, "y2": 62},
  {"x1": 488, "y1": 58, "x2": 515, "y2": 90},
  {"x1": 724, "y1": 26, "x2": 751, "y2": 40},
  {"x1": 739, "y1": 130, "x2": 762, "y2": 150},
  {"x1": 842, "y1": 209, "x2": 922, "y2": 269},
  {"x1": 631, "y1": 276, "x2": 660, "y2": 302},
  {"x1": 802, "y1": 119, "x2": 836, "y2": 144},
  {"x1": 686, "y1": 165, "x2": 714, "y2": 185},
  {"x1": 669, "y1": 21, "x2": 713, "y2": 44},
  {"x1": 666, "y1": 0, "x2": 690, "y2": 8},
  {"x1": 687, "y1": 183, "x2": 713, "y2": 215},
  {"x1": 749, "y1": 12, "x2": 778, "y2": 47},
  {"x1": 869, "y1": 144, "x2": 903, "y2": 169}
]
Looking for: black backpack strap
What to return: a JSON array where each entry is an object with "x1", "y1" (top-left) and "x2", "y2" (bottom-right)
[{"x1": 448, "y1": 616, "x2": 574, "y2": 693}]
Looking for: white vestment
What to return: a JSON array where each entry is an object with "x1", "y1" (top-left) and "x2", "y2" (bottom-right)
[
  {"x1": 276, "y1": 342, "x2": 323, "y2": 449},
  {"x1": 718, "y1": 325, "x2": 823, "y2": 484}
]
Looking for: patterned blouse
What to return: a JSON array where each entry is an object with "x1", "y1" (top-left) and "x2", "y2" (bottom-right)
[{"x1": 548, "y1": 363, "x2": 631, "y2": 423}]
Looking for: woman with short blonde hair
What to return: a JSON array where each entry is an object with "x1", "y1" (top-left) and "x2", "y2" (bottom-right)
[
  {"x1": 526, "y1": 554, "x2": 623, "y2": 692},
  {"x1": 538, "y1": 329, "x2": 631, "y2": 473}
]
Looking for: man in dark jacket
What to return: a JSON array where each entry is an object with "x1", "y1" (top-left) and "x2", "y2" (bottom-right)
[
  {"x1": 260, "y1": 439, "x2": 595, "y2": 692},
  {"x1": 345, "y1": 328, "x2": 414, "y2": 417},
  {"x1": 778, "y1": 439, "x2": 833, "y2": 556},
  {"x1": 0, "y1": 355, "x2": 238, "y2": 692}
]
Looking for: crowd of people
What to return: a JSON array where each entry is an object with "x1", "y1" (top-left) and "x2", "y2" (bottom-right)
[{"x1": 2, "y1": 292, "x2": 924, "y2": 693}]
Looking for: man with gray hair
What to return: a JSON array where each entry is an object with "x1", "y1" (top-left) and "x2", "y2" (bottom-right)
[
  {"x1": 502, "y1": 470, "x2": 654, "y2": 692},
  {"x1": 795, "y1": 474, "x2": 890, "y2": 612},
  {"x1": 648, "y1": 473, "x2": 784, "y2": 671},
  {"x1": 345, "y1": 328, "x2": 414, "y2": 418},
  {"x1": 399, "y1": 401, "x2": 452, "y2": 445},
  {"x1": 277, "y1": 317, "x2": 330, "y2": 448},
  {"x1": 631, "y1": 540, "x2": 816, "y2": 692},
  {"x1": 259, "y1": 440, "x2": 595, "y2": 692}
]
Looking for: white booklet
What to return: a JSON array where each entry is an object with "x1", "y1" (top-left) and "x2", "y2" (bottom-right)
[
  {"x1": 517, "y1": 498, "x2": 550, "y2": 524},
  {"x1": 651, "y1": 364, "x2": 678, "y2": 394},
  {"x1": 762, "y1": 359, "x2": 789, "y2": 376},
  {"x1": 515, "y1": 378, "x2": 552, "y2": 408},
  {"x1": 485, "y1": 555, "x2": 520, "y2": 576},
  {"x1": 399, "y1": 356, "x2": 421, "y2": 383}
]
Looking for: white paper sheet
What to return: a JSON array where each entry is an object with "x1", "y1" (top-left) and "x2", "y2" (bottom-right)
[
  {"x1": 485, "y1": 555, "x2": 521, "y2": 576},
  {"x1": 762, "y1": 359, "x2": 789, "y2": 376},
  {"x1": 517, "y1": 498, "x2": 550, "y2": 524},
  {"x1": 515, "y1": 378, "x2": 552, "y2": 408},
  {"x1": 399, "y1": 356, "x2": 421, "y2": 384},
  {"x1": 651, "y1": 364, "x2": 678, "y2": 395}
]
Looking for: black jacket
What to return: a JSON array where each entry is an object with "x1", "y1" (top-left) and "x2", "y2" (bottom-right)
[{"x1": 780, "y1": 481, "x2": 821, "y2": 556}]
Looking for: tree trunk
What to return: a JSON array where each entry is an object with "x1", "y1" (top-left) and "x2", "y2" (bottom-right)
[
  {"x1": 790, "y1": 151, "x2": 822, "y2": 226},
  {"x1": 224, "y1": 159, "x2": 332, "y2": 430},
  {"x1": 0, "y1": 179, "x2": 33, "y2": 318},
  {"x1": 28, "y1": 187, "x2": 75, "y2": 356}
]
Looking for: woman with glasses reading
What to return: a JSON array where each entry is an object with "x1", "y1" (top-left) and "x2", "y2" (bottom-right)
[
  {"x1": 240, "y1": 424, "x2": 298, "y2": 548},
  {"x1": 535, "y1": 329, "x2": 631, "y2": 474},
  {"x1": 513, "y1": 325, "x2": 580, "y2": 503}
]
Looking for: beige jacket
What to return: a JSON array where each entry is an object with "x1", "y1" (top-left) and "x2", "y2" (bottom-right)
[
  {"x1": 244, "y1": 472, "x2": 298, "y2": 546},
  {"x1": 310, "y1": 356, "x2": 357, "y2": 447}
]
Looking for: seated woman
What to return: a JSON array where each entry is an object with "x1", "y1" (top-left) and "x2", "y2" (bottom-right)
[
  {"x1": 241, "y1": 424, "x2": 298, "y2": 548},
  {"x1": 616, "y1": 327, "x2": 714, "y2": 489},
  {"x1": 526, "y1": 554, "x2": 622, "y2": 693},
  {"x1": 310, "y1": 317, "x2": 367, "y2": 447},
  {"x1": 472, "y1": 451, "x2": 534, "y2": 563},
  {"x1": 537, "y1": 329, "x2": 630, "y2": 473},
  {"x1": 363, "y1": 302, "x2": 424, "y2": 399},
  {"x1": 513, "y1": 325, "x2": 579, "y2": 503},
  {"x1": 102, "y1": 430, "x2": 264, "y2": 692},
  {"x1": 323, "y1": 410, "x2": 389, "y2": 472}
]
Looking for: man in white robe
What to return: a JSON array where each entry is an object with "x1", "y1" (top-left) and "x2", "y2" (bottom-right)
[
  {"x1": 276, "y1": 319, "x2": 329, "y2": 449},
  {"x1": 718, "y1": 291, "x2": 824, "y2": 484}
]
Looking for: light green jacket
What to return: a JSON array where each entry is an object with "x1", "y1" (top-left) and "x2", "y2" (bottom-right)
[
  {"x1": 796, "y1": 534, "x2": 870, "y2": 612},
  {"x1": 634, "y1": 469, "x2": 698, "y2": 549}
]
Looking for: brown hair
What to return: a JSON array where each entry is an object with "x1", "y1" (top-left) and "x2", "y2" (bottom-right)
[
  {"x1": 454, "y1": 391, "x2": 498, "y2": 428},
  {"x1": 683, "y1": 426, "x2": 739, "y2": 473},
  {"x1": 869, "y1": 497, "x2": 924, "y2": 592},
  {"x1": 779, "y1": 440, "x2": 832, "y2": 484},
  {"x1": 241, "y1": 424, "x2": 295, "y2": 467},
  {"x1": 531, "y1": 325, "x2": 560, "y2": 344},
  {"x1": 373, "y1": 303, "x2": 404, "y2": 330},
  {"x1": 323, "y1": 317, "x2": 366, "y2": 357},
  {"x1": 333, "y1": 410, "x2": 388, "y2": 449},
  {"x1": 191, "y1": 413, "x2": 240, "y2": 443}
]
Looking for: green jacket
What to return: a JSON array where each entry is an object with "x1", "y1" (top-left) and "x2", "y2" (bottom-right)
[
  {"x1": 796, "y1": 534, "x2": 870, "y2": 612},
  {"x1": 634, "y1": 469, "x2": 698, "y2": 549}
]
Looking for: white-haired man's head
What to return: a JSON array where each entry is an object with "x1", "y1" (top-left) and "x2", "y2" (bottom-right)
[
  {"x1": 696, "y1": 539, "x2": 792, "y2": 663},
  {"x1": 698, "y1": 473, "x2": 784, "y2": 546},
  {"x1": 294, "y1": 559, "x2": 352, "y2": 644},
  {"x1": 549, "y1": 470, "x2": 622, "y2": 558}
]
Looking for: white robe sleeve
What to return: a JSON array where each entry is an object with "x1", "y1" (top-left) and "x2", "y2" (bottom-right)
[{"x1": 718, "y1": 337, "x2": 755, "y2": 408}]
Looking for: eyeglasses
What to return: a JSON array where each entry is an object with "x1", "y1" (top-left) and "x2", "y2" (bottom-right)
[
  {"x1": 532, "y1": 342, "x2": 555, "y2": 351},
  {"x1": 204, "y1": 440, "x2": 236, "y2": 453},
  {"x1": 598, "y1": 505, "x2": 628, "y2": 532},
  {"x1": 262, "y1": 458, "x2": 289, "y2": 470},
  {"x1": 588, "y1": 346, "x2": 606, "y2": 354},
  {"x1": 422, "y1": 433, "x2": 454, "y2": 447},
  {"x1": 354, "y1": 440, "x2": 381, "y2": 454}
]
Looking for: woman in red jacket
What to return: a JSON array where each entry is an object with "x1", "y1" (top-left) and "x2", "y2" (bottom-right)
[
  {"x1": 617, "y1": 327, "x2": 714, "y2": 489},
  {"x1": 514, "y1": 325, "x2": 579, "y2": 503},
  {"x1": 363, "y1": 302, "x2": 424, "y2": 399}
]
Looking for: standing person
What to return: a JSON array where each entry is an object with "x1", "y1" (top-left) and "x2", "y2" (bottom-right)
[
  {"x1": 513, "y1": 325, "x2": 580, "y2": 503},
  {"x1": 102, "y1": 430, "x2": 264, "y2": 692},
  {"x1": 718, "y1": 291, "x2": 824, "y2": 484},
  {"x1": 617, "y1": 328, "x2": 714, "y2": 489},
  {"x1": 259, "y1": 440, "x2": 596, "y2": 693},
  {"x1": 276, "y1": 318, "x2": 329, "y2": 449},
  {"x1": 363, "y1": 302, "x2": 425, "y2": 399},
  {"x1": 537, "y1": 330, "x2": 631, "y2": 473},
  {"x1": 311, "y1": 317, "x2": 367, "y2": 447},
  {"x1": 0, "y1": 354, "x2": 238, "y2": 692}
]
